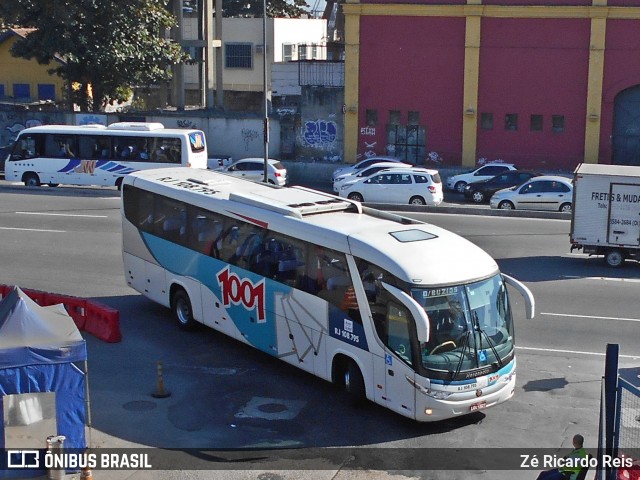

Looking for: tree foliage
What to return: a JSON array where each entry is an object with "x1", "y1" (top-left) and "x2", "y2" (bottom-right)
[
  {"x1": 222, "y1": 0, "x2": 309, "y2": 19},
  {"x1": 0, "y1": 0, "x2": 190, "y2": 111}
]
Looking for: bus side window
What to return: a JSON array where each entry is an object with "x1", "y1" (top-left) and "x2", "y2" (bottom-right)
[
  {"x1": 192, "y1": 213, "x2": 224, "y2": 257},
  {"x1": 79, "y1": 136, "x2": 100, "y2": 159},
  {"x1": 387, "y1": 302, "x2": 413, "y2": 365},
  {"x1": 12, "y1": 135, "x2": 39, "y2": 160},
  {"x1": 315, "y1": 249, "x2": 357, "y2": 317}
]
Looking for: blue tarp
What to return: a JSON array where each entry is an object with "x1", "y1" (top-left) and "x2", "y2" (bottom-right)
[{"x1": 0, "y1": 287, "x2": 87, "y2": 452}]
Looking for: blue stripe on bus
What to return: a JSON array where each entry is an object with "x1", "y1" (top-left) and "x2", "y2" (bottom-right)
[
  {"x1": 429, "y1": 361, "x2": 514, "y2": 385},
  {"x1": 55, "y1": 159, "x2": 136, "y2": 174},
  {"x1": 57, "y1": 159, "x2": 80, "y2": 172},
  {"x1": 140, "y1": 232, "x2": 368, "y2": 355},
  {"x1": 105, "y1": 164, "x2": 135, "y2": 173}
]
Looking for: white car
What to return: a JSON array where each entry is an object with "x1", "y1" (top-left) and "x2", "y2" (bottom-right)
[
  {"x1": 489, "y1": 175, "x2": 573, "y2": 212},
  {"x1": 339, "y1": 167, "x2": 443, "y2": 206},
  {"x1": 446, "y1": 162, "x2": 517, "y2": 193},
  {"x1": 332, "y1": 161, "x2": 411, "y2": 192},
  {"x1": 220, "y1": 158, "x2": 287, "y2": 186},
  {"x1": 331, "y1": 156, "x2": 404, "y2": 183}
]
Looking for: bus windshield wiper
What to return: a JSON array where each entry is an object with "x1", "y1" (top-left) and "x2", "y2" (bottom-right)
[
  {"x1": 452, "y1": 330, "x2": 471, "y2": 380},
  {"x1": 472, "y1": 311, "x2": 503, "y2": 368}
]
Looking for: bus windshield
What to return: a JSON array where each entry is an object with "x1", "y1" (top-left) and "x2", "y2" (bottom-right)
[{"x1": 411, "y1": 274, "x2": 513, "y2": 376}]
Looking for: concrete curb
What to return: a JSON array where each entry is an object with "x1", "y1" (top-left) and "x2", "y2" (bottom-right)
[{"x1": 364, "y1": 202, "x2": 572, "y2": 219}]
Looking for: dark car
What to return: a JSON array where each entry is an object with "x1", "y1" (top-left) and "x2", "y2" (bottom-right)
[{"x1": 463, "y1": 170, "x2": 541, "y2": 203}]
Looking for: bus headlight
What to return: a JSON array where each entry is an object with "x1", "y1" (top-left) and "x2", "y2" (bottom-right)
[
  {"x1": 427, "y1": 390, "x2": 453, "y2": 400},
  {"x1": 406, "y1": 376, "x2": 452, "y2": 400}
]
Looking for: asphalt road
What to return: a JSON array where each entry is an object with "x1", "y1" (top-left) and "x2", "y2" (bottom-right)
[{"x1": 0, "y1": 181, "x2": 638, "y2": 480}]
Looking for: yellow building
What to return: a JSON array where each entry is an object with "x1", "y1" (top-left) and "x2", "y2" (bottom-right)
[{"x1": 0, "y1": 28, "x2": 66, "y2": 104}]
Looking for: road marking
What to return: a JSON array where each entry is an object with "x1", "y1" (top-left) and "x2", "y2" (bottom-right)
[
  {"x1": 540, "y1": 312, "x2": 640, "y2": 322},
  {"x1": 0, "y1": 226, "x2": 65, "y2": 233},
  {"x1": 517, "y1": 346, "x2": 639, "y2": 360},
  {"x1": 16, "y1": 211, "x2": 108, "y2": 218},
  {"x1": 542, "y1": 312, "x2": 640, "y2": 323},
  {"x1": 561, "y1": 275, "x2": 640, "y2": 283}
]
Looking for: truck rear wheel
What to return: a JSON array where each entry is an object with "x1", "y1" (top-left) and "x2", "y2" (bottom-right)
[{"x1": 605, "y1": 249, "x2": 625, "y2": 268}]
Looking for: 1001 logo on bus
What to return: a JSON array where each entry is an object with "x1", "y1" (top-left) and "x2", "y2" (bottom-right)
[{"x1": 217, "y1": 267, "x2": 266, "y2": 322}]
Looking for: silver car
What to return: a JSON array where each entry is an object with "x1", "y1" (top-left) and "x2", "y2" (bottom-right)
[
  {"x1": 332, "y1": 161, "x2": 411, "y2": 192},
  {"x1": 490, "y1": 175, "x2": 573, "y2": 212},
  {"x1": 220, "y1": 158, "x2": 287, "y2": 186}
]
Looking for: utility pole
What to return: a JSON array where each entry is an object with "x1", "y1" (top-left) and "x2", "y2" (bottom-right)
[{"x1": 262, "y1": 0, "x2": 269, "y2": 183}]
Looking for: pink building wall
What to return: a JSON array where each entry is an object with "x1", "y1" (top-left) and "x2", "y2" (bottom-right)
[
  {"x1": 600, "y1": 19, "x2": 640, "y2": 163},
  {"x1": 477, "y1": 18, "x2": 590, "y2": 169},
  {"x1": 358, "y1": 16, "x2": 466, "y2": 162},
  {"x1": 355, "y1": 3, "x2": 640, "y2": 168}
]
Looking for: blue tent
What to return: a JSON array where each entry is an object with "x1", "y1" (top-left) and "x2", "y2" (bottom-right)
[{"x1": 0, "y1": 286, "x2": 87, "y2": 455}]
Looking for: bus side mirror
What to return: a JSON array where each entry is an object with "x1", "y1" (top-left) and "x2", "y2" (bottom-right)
[
  {"x1": 380, "y1": 282, "x2": 430, "y2": 343},
  {"x1": 502, "y1": 273, "x2": 535, "y2": 319}
]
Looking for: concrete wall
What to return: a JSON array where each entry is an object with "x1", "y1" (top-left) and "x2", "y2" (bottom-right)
[{"x1": 0, "y1": 107, "x2": 280, "y2": 161}]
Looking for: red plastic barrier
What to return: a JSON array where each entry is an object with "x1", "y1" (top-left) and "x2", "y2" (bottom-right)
[
  {"x1": 44, "y1": 293, "x2": 87, "y2": 330},
  {"x1": 22, "y1": 288, "x2": 47, "y2": 305},
  {"x1": 84, "y1": 302, "x2": 122, "y2": 343},
  {"x1": 0, "y1": 284, "x2": 121, "y2": 343}
]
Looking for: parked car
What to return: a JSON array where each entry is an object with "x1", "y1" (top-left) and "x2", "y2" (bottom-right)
[
  {"x1": 332, "y1": 161, "x2": 412, "y2": 192},
  {"x1": 463, "y1": 170, "x2": 541, "y2": 203},
  {"x1": 446, "y1": 162, "x2": 518, "y2": 193},
  {"x1": 207, "y1": 155, "x2": 233, "y2": 169},
  {"x1": 219, "y1": 158, "x2": 287, "y2": 186},
  {"x1": 338, "y1": 167, "x2": 443, "y2": 206},
  {"x1": 331, "y1": 156, "x2": 404, "y2": 183},
  {"x1": 489, "y1": 175, "x2": 573, "y2": 212}
]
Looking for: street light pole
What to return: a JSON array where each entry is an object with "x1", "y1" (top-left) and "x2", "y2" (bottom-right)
[{"x1": 262, "y1": 0, "x2": 269, "y2": 183}]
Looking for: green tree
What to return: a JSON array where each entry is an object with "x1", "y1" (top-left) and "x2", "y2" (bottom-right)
[
  {"x1": 0, "y1": 0, "x2": 190, "y2": 112},
  {"x1": 222, "y1": 0, "x2": 309, "y2": 18}
]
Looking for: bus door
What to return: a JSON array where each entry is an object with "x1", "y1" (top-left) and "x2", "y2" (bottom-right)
[{"x1": 377, "y1": 283, "x2": 430, "y2": 419}]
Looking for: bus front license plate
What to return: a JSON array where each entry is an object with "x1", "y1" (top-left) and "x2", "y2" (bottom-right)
[{"x1": 470, "y1": 401, "x2": 487, "y2": 412}]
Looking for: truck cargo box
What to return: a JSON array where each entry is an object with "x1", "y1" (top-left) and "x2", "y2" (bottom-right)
[{"x1": 571, "y1": 163, "x2": 640, "y2": 267}]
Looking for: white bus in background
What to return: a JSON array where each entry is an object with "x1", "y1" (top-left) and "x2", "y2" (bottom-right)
[
  {"x1": 121, "y1": 168, "x2": 535, "y2": 422},
  {"x1": 4, "y1": 122, "x2": 208, "y2": 189}
]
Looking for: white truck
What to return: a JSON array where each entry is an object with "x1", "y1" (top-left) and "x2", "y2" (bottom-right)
[{"x1": 570, "y1": 163, "x2": 640, "y2": 267}]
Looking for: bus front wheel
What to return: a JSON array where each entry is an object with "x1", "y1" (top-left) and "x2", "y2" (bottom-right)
[
  {"x1": 23, "y1": 173, "x2": 41, "y2": 187},
  {"x1": 171, "y1": 288, "x2": 196, "y2": 330},
  {"x1": 344, "y1": 360, "x2": 366, "y2": 406}
]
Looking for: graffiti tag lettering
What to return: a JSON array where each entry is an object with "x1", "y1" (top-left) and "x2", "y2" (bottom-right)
[
  {"x1": 302, "y1": 120, "x2": 337, "y2": 147},
  {"x1": 241, "y1": 129, "x2": 260, "y2": 151}
]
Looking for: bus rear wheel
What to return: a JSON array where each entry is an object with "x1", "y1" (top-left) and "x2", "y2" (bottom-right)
[
  {"x1": 23, "y1": 173, "x2": 41, "y2": 187},
  {"x1": 344, "y1": 360, "x2": 366, "y2": 406},
  {"x1": 171, "y1": 288, "x2": 196, "y2": 330}
]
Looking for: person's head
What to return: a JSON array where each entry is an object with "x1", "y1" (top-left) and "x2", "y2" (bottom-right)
[{"x1": 573, "y1": 434, "x2": 584, "y2": 448}]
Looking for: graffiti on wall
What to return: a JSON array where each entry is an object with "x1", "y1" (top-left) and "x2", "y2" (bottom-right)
[
  {"x1": 177, "y1": 119, "x2": 198, "y2": 129},
  {"x1": 77, "y1": 114, "x2": 107, "y2": 126},
  {"x1": 1, "y1": 114, "x2": 44, "y2": 145},
  {"x1": 302, "y1": 119, "x2": 337, "y2": 148},
  {"x1": 241, "y1": 128, "x2": 260, "y2": 151}
]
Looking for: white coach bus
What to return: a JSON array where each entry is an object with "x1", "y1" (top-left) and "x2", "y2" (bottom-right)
[
  {"x1": 5, "y1": 122, "x2": 207, "y2": 189},
  {"x1": 121, "y1": 168, "x2": 535, "y2": 422}
]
